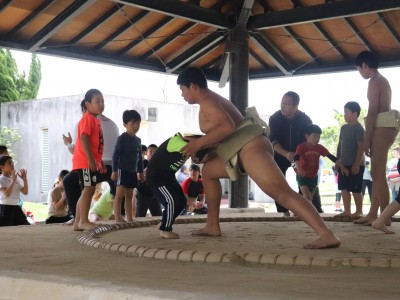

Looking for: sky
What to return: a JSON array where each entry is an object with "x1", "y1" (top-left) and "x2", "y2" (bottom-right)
[{"x1": 10, "y1": 50, "x2": 400, "y2": 128}]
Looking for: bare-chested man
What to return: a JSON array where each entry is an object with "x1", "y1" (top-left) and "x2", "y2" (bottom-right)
[
  {"x1": 353, "y1": 51, "x2": 398, "y2": 226},
  {"x1": 178, "y1": 67, "x2": 340, "y2": 249}
]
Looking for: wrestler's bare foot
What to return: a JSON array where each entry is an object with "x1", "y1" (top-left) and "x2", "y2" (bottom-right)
[
  {"x1": 157, "y1": 222, "x2": 161, "y2": 230},
  {"x1": 303, "y1": 231, "x2": 341, "y2": 249},
  {"x1": 353, "y1": 215, "x2": 376, "y2": 225},
  {"x1": 371, "y1": 220, "x2": 395, "y2": 234},
  {"x1": 160, "y1": 231, "x2": 179, "y2": 239},
  {"x1": 192, "y1": 226, "x2": 221, "y2": 236},
  {"x1": 73, "y1": 221, "x2": 97, "y2": 231}
]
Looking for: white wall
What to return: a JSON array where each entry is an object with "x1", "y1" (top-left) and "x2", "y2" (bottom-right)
[{"x1": 0, "y1": 95, "x2": 200, "y2": 202}]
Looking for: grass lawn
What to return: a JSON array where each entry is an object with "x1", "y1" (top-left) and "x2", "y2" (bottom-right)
[{"x1": 23, "y1": 201, "x2": 49, "y2": 222}]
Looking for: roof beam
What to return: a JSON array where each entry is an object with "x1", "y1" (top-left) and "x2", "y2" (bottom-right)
[
  {"x1": 249, "y1": 33, "x2": 292, "y2": 76},
  {"x1": 343, "y1": 17, "x2": 376, "y2": 53},
  {"x1": 118, "y1": 16, "x2": 174, "y2": 56},
  {"x1": 0, "y1": 0, "x2": 14, "y2": 13},
  {"x1": 68, "y1": 5, "x2": 121, "y2": 45},
  {"x1": 38, "y1": 47, "x2": 167, "y2": 72},
  {"x1": 93, "y1": 10, "x2": 149, "y2": 52},
  {"x1": 114, "y1": 0, "x2": 233, "y2": 29},
  {"x1": 249, "y1": 0, "x2": 400, "y2": 30},
  {"x1": 378, "y1": 12, "x2": 400, "y2": 46},
  {"x1": 7, "y1": 0, "x2": 54, "y2": 36},
  {"x1": 28, "y1": 0, "x2": 96, "y2": 52},
  {"x1": 139, "y1": 22, "x2": 196, "y2": 59},
  {"x1": 249, "y1": 49, "x2": 270, "y2": 70},
  {"x1": 167, "y1": 31, "x2": 227, "y2": 73}
]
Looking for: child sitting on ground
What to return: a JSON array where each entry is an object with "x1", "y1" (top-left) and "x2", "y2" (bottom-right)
[
  {"x1": 0, "y1": 155, "x2": 30, "y2": 227},
  {"x1": 45, "y1": 170, "x2": 73, "y2": 224}
]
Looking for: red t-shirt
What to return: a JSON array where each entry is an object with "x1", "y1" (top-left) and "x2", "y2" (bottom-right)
[
  {"x1": 295, "y1": 143, "x2": 329, "y2": 178},
  {"x1": 181, "y1": 177, "x2": 204, "y2": 198},
  {"x1": 72, "y1": 112, "x2": 104, "y2": 170}
]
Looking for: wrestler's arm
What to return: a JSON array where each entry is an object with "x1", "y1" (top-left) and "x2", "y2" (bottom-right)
[
  {"x1": 181, "y1": 101, "x2": 235, "y2": 157},
  {"x1": 269, "y1": 115, "x2": 292, "y2": 161}
]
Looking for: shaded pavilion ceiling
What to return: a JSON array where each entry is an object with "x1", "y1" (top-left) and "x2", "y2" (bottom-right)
[{"x1": 0, "y1": 0, "x2": 400, "y2": 82}]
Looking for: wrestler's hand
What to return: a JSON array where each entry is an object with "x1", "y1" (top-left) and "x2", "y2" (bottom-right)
[
  {"x1": 111, "y1": 171, "x2": 118, "y2": 181},
  {"x1": 181, "y1": 139, "x2": 202, "y2": 159}
]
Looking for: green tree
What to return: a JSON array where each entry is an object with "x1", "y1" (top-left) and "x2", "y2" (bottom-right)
[
  {"x1": 0, "y1": 126, "x2": 22, "y2": 158},
  {"x1": 0, "y1": 49, "x2": 41, "y2": 102}
]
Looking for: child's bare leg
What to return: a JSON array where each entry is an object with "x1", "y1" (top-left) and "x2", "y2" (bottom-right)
[
  {"x1": 355, "y1": 128, "x2": 396, "y2": 225},
  {"x1": 372, "y1": 201, "x2": 400, "y2": 234},
  {"x1": 336, "y1": 190, "x2": 351, "y2": 217},
  {"x1": 351, "y1": 192, "x2": 363, "y2": 218},
  {"x1": 125, "y1": 189, "x2": 134, "y2": 222},
  {"x1": 299, "y1": 186, "x2": 312, "y2": 202},
  {"x1": 160, "y1": 230, "x2": 179, "y2": 239},
  {"x1": 72, "y1": 201, "x2": 81, "y2": 231},
  {"x1": 113, "y1": 186, "x2": 126, "y2": 223},
  {"x1": 76, "y1": 187, "x2": 97, "y2": 230},
  {"x1": 131, "y1": 190, "x2": 137, "y2": 219}
]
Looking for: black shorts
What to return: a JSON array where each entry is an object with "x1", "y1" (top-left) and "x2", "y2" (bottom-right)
[
  {"x1": 115, "y1": 169, "x2": 138, "y2": 189},
  {"x1": 76, "y1": 168, "x2": 110, "y2": 188},
  {"x1": 338, "y1": 165, "x2": 364, "y2": 193}
]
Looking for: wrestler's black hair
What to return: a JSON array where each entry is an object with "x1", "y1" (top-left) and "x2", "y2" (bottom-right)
[
  {"x1": 283, "y1": 91, "x2": 300, "y2": 106},
  {"x1": 344, "y1": 101, "x2": 361, "y2": 117},
  {"x1": 355, "y1": 51, "x2": 379, "y2": 69},
  {"x1": 177, "y1": 67, "x2": 208, "y2": 89},
  {"x1": 305, "y1": 124, "x2": 322, "y2": 135}
]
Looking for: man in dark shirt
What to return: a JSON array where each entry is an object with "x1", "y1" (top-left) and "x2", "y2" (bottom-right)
[{"x1": 269, "y1": 91, "x2": 313, "y2": 216}]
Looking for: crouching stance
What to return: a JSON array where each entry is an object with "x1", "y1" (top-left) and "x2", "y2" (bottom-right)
[{"x1": 177, "y1": 67, "x2": 340, "y2": 249}]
